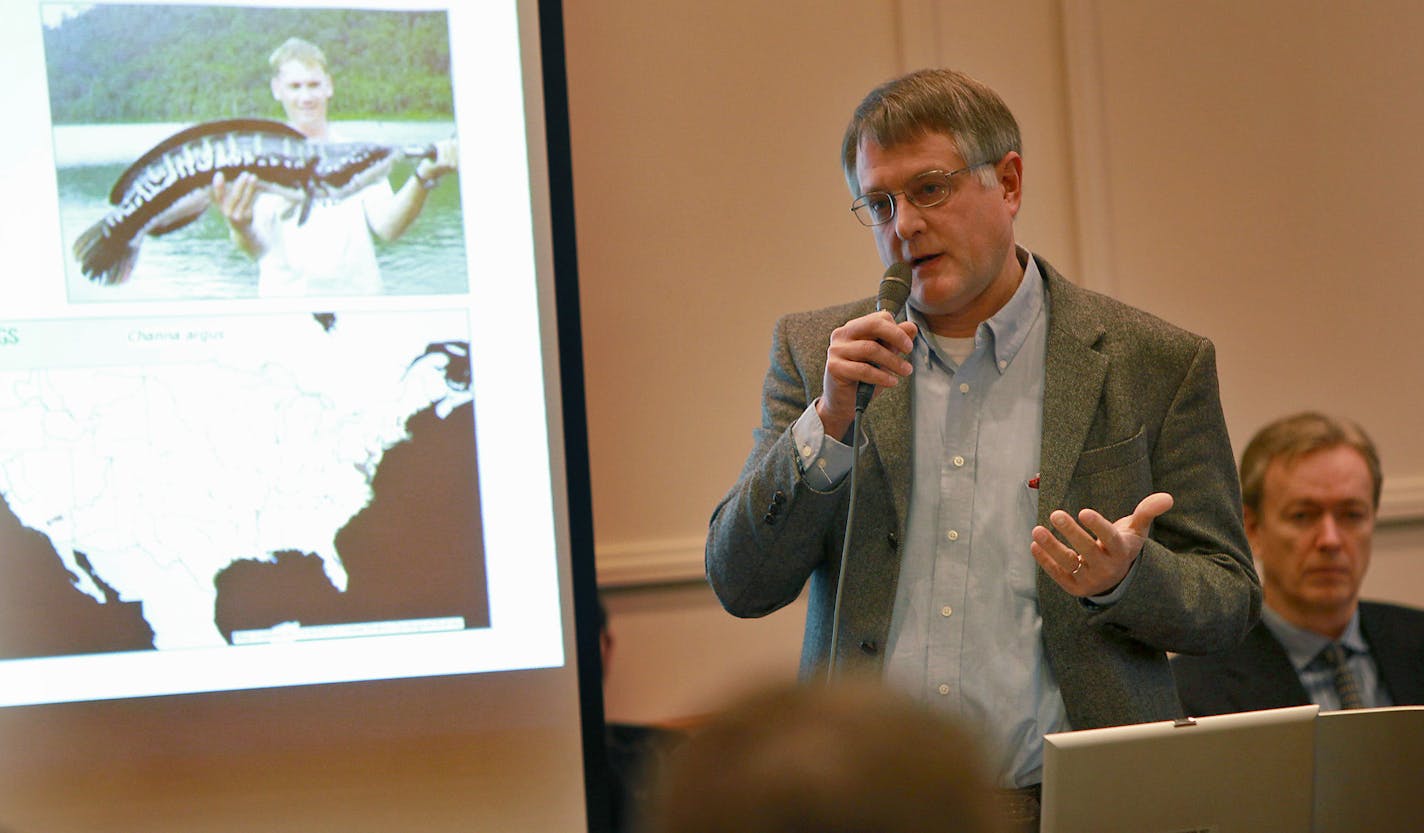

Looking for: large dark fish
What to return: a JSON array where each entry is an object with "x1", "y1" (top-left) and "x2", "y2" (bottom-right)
[{"x1": 73, "y1": 118, "x2": 435, "y2": 285}]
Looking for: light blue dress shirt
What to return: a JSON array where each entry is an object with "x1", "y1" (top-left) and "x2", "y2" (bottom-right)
[
  {"x1": 886, "y1": 254, "x2": 1067, "y2": 789},
  {"x1": 792, "y1": 252, "x2": 1076, "y2": 787},
  {"x1": 1260, "y1": 605, "x2": 1392, "y2": 711}
]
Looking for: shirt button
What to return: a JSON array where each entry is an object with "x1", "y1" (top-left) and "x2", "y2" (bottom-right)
[
  {"x1": 800, "y1": 444, "x2": 813, "y2": 457},
  {"x1": 817, "y1": 458, "x2": 828, "y2": 470},
  {"x1": 940, "y1": 605, "x2": 953, "y2": 617},
  {"x1": 952, "y1": 455, "x2": 965, "y2": 467},
  {"x1": 946, "y1": 529, "x2": 959, "y2": 541},
  {"x1": 998, "y1": 359, "x2": 1007, "y2": 370},
  {"x1": 958, "y1": 382, "x2": 970, "y2": 394},
  {"x1": 938, "y1": 683, "x2": 951, "y2": 696}
]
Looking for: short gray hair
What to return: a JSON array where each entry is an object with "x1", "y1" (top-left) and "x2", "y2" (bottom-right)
[{"x1": 841, "y1": 68, "x2": 1021, "y2": 193}]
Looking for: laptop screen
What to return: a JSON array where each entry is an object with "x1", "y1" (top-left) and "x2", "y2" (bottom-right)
[
  {"x1": 1042, "y1": 705, "x2": 1318, "y2": 833},
  {"x1": 1313, "y1": 705, "x2": 1424, "y2": 833}
]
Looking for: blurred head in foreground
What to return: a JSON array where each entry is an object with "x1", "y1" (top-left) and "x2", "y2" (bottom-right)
[{"x1": 641, "y1": 681, "x2": 1003, "y2": 833}]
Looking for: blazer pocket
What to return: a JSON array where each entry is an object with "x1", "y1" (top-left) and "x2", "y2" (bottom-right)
[{"x1": 1074, "y1": 426, "x2": 1148, "y2": 477}]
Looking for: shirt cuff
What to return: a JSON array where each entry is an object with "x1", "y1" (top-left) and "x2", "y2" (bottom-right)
[
  {"x1": 791, "y1": 400, "x2": 856, "y2": 491},
  {"x1": 1080, "y1": 553, "x2": 1141, "y2": 609}
]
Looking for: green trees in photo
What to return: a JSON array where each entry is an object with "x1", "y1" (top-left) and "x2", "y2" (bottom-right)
[{"x1": 43, "y1": 6, "x2": 455, "y2": 124}]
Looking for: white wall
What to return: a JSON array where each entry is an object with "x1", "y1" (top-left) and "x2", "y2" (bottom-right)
[
  {"x1": 563, "y1": 1, "x2": 900, "y2": 586},
  {"x1": 565, "y1": 0, "x2": 1424, "y2": 724}
]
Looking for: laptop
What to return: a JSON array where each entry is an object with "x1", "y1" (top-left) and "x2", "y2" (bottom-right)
[
  {"x1": 1041, "y1": 705, "x2": 1319, "y2": 833},
  {"x1": 1312, "y1": 705, "x2": 1424, "y2": 833}
]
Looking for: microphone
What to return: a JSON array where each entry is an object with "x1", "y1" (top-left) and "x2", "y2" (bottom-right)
[{"x1": 853, "y1": 261, "x2": 912, "y2": 412}]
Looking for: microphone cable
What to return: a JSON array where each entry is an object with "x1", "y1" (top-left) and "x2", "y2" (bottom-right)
[{"x1": 827, "y1": 262, "x2": 910, "y2": 680}]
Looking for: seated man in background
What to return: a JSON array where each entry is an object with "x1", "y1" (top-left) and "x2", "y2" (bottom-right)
[
  {"x1": 641, "y1": 680, "x2": 1004, "y2": 833},
  {"x1": 1173, "y1": 412, "x2": 1424, "y2": 715}
]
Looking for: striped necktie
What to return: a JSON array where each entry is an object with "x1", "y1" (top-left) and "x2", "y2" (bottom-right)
[{"x1": 1320, "y1": 643, "x2": 1366, "y2": 710}]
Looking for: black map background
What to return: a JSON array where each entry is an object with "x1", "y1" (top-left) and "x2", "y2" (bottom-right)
[
  {"x1": 215, "y1": 400, "x2": 489, "y2": 640},
  {"x1": 0, "y1": 399, "x2": 489, "y2": 660},
  {"x1": 0, "y1": 508, "x2": 154, "y2": 657}
]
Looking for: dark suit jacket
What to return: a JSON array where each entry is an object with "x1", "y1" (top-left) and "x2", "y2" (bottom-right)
[
  {"x1": 706, "y1": 254, "x2": 1261, "y2": 732},
  {"x1": 1172, "y1": 600, "x2": 1424, "y2": 716}
]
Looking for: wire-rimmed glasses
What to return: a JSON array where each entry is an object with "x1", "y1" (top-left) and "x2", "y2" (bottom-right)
[{"x1": 849, "y1": 163, "x2": 990, "y2": 226}]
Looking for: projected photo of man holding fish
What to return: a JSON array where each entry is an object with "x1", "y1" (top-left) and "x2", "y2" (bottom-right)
[
  {"x1": 47, "y1": 5, "x2": 467, "y2": 301},
  {"x1": 211, "y1": 37, "x2": 458, "y2": 298}
]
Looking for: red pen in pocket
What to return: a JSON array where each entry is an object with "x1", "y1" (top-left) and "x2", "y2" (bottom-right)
[{"x1": 1027, "y1": 474, "x2": 1040, "y2": 489}]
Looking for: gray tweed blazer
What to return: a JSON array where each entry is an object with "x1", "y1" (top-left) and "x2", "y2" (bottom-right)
[{"x1": 706, "y1": 254, "x2": 1260, "y2": 731}]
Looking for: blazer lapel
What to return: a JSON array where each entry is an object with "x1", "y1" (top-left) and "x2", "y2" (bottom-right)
[
  {"x1": 865, "y1": 365, "x2": 913, "y2": 530},
  {"x1": 1037, "y1": 268, "x2": 1108, "y2": 524},
  {"x1": 1230, "y1": 624, "x2": 1311, "y2": 708}
]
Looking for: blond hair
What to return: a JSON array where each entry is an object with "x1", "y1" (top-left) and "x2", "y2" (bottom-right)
[
  {"x1": 1239, "y1": 411, "x2": 1382, "y2": 514},
  {"x1": 268, "y1": 37, "x2": 328, "y2": 76}
]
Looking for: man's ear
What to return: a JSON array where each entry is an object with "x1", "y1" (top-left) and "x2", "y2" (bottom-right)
[
  {"x1": 1243, "y1": 505, "x2": 1260, "y2": 539},
  {"x1": 997, "y1": 151, "x2": 1023, "y2": 218}
]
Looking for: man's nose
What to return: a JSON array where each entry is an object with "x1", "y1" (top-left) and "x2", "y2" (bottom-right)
[
  {"x1": 1316, "y1": 514, "x2": 1343, "y2": 550},
  {"x1": 893, "y1": 195, "x2": 927, "y2": 239}
]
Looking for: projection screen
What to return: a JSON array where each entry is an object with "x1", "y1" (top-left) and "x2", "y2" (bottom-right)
[{"x1": 0, "y1": 1, "x2": 610, "y2": 830}]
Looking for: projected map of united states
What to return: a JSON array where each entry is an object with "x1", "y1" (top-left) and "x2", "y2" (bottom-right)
[{"x1": 0, "y1": 311, "x2": 488, "y2": 658}]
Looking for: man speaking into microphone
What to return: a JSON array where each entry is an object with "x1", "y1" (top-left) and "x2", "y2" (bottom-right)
[{"x1": 705, "y1": 69, "x2": 1260, "y2": 829}]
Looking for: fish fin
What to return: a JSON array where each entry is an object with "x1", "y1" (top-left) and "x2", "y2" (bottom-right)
[
  {"x1": 297, "y1": 183, "x2": 315, "y2": 225},
  {"x1": 107, "y1": 250, "x2": 141, "y2": 286},
  {"x1": 110, "y1": 118, "x2": 305, "y2": 204},
  {"x1": 311, "y1": 145, "x2": 396, "y2": 191},
  {"x1": 73, "y1": 221, "x2": 141, "y2": 286},
  {"x1": 147, "y1": 196, "x2": 212, "y2": 237}
]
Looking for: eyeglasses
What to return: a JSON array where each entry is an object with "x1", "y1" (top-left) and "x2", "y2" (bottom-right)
[{"x1": 849, "y1": 163, "x2": 990, "y2": 227}]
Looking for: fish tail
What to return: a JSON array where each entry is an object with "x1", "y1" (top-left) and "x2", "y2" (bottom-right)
[{"x1": 73, "y1": 220, "x2": 141, "y2": 285}]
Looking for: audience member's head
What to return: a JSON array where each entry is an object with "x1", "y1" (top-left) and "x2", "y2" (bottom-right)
[
  {"x1": 641, "y1": 680, "x2": 1003, "y2": 833},
  {"x1": 1239, "y1": 411, "x2": 1382, "y2": 638}
]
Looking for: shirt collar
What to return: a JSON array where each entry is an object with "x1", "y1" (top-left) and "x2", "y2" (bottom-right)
[
  {"x1": 1260, "y1": 604, "x2": 1369, "y2": 671},
  {"x1": 907, "y1": 246, "x2": 1044, "y2": 373}
]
